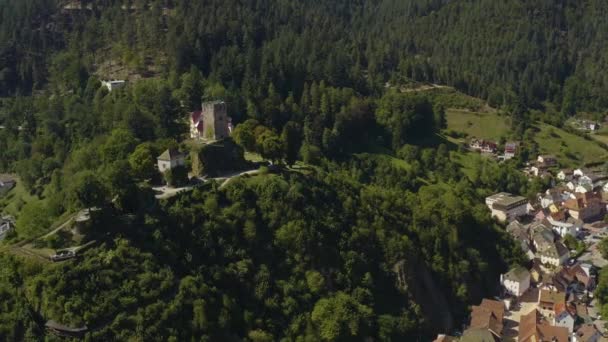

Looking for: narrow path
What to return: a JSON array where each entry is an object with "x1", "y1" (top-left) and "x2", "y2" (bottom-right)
[
  {"x1": 41, "y1": 216, "x2": 75, "y2": 239},
  {"x1": 218, "y1": 169, "x2": 260, "y2": 189}
]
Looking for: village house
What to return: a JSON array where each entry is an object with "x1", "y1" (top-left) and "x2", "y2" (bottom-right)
[
  {"x1": 575, "y1": 183, "x2": 593, "y2": 193},
  {"x1": 530, "y1": 259, "x2": 543, "y2": 284},
  {"x1": 574, "y1": 169, "x2": 586, "y2": 178},
  {"x1": 530, "y1": 221, "x2": 556, "y2": 245},
  {"x1": 501, "y1": 266, "x2": 531, "y2": 297},
  {"x1": 563, "y1": 192, "x2": 604, "y2": 223},
  {"x1": 0, "y1": 216, "x2": 14, "y2": 240},
  {"x1": 538, "y1": 290, "x2": 565, "y2": 312},
  {"x1": 466, "y1": 298, "x2": 504, "y2": 340},
  {"x1": 553, "y1": 302, "x2": 576, "y2": 333},
  {"x1": 537, "y1": 155, "x2": 558, "y2": 167},
  {"x1": 546, "y1": 215, "x2": 581, "y2": 238},
  {"x1": 570, "y1": 263, "x2": 596, "y2": 291},
  {"x1": 0, "y1": 174, "x2": 16, "y2": 195},
  {"x1": 190, "y1": 101, "x2": 233, "y2": 141},
  {"x1": 574, "y1": 324, "x2": 601, "y2": 342},
  {"x1": 485, "y1": 192, "x2": 529, "y2": 222},
  {"x1": 557, "y1": 169, "x2": 574, "y2": 182},
  {"x1": 579, "y1": 120, "x2": 600, "y2": 132},
  {"x1": 506, "y1": 221, "x2": 535, "y2": 260},
  {"x1": 157, "y1": 148, "x2": 186, "y2": 173},
  {"x1": 536, "y1": 240, "x2": 569, "y2": 267},
  {"x1": 101, "y1": 80, "x2": 126, "y2": 92},
  {"x1": 469, "y1": 139, "x2": 498, "y2": 153},
  {"x1": 504, "y1": 142, "x2": 518, "y2": 159},
  {"x1": 460, "y1": 328, "x2": 500, "y2": 342},
  {"x1": 539, "y1": 188, "x2": 569, "y2": 209},
  {"x1": 518, "y1": 309, "x2": 569, "y2": 342}
]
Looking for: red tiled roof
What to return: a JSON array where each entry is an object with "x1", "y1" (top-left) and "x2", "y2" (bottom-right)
[
  {"x1": 469, "y1": 299, "x2": 504, "y2": 335},
  {"x1": 519, "y1": 310, "x2": 569, "y2": 342}
]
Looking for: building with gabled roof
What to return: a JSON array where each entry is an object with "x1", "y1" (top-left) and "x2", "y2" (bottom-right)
[
  {"x1": 575, "y1": 323, "x2": 601, "y2": 342},
  {"x1": 563, "y1": 192, "x2": 604, "y2": 222},
  {"x1": 538, "y1": 289, "x2": 565, "y2": 312},
  {"x1": 518, "y1": 309, "x2": 568, "y2": 342},
  {"x1": 468, "y1": 299, "x2": 504, "y2": 340},
  {"x1": 157, "y1": 148, "x2": 186, "y2": 173},
  {"x1": 460, "y1": 328, "x2": 500, "y2": 342},
  {"x1": 501, "y1": 266, "x2": 530, "y2": 297},
  {"x1": 537, "y1": 241, "x2": 569, "y2": 267},
  {"x1": 0, "y1": 174, "x2": 16, "y2": 194},
  {"x1": 553, "y1": 302, "x2": 575, "y2": 333},
  {"x1": 537, "y1": 155, "x2": 558, "y2": 167},
  {"x1": 504, "y1": 141, "x2": 519, "y2": 159}
]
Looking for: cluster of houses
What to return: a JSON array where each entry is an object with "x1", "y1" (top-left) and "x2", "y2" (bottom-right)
[
  {"x1": 488, "y1": 167, "x2": 608, "y2": 227},
  {"x1": 571, "y1": 119, "x2": 601, "y2": 132},
  {"x1": 469, "y1": 139, "x2": 519, "y2": 160},
  {"x1": 433, "y1": 157, "x2": 608, "y2": 341},
  {"x1": 523, "y1": 155, "x2": 559, "y2": 178},
  {"x1": 434, "y1": 257, "x2": 601, "y2": 341}
]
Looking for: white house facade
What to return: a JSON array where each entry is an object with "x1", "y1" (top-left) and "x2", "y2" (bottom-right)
[
  {"x1": 546, "y1": 216, "x2": 579, "y2": 238},
  {"x1": 538, "y1": 242, "x2": 569, "y2": 267},
  {"x1": 554, "y1": 309, "x2": 575, "y2": 333},
  {"x1": 101, "y1": 80, "x2": 126, "y2": 92},
  {"x1": 500, "y1": 266, "x2": 531, "y2": 297},
  {"x1": 157, "y1": 148, "x2": 186, "y2": 173}
]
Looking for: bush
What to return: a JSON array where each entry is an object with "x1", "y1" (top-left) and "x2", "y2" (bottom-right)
[
  {"x1": 191, "y1": 138, "x2": 249, "y2": 177},
  {"x1": 164, "y1": 166, "x2": 189, "y2": 187},
  {"x1": 300, "y1": 144, "x2": 322, "y2": 165}
]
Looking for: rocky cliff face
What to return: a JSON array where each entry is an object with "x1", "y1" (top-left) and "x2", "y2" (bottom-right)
[{"x1": 394, "y1": 258, "x2": 454, "y2": 333}]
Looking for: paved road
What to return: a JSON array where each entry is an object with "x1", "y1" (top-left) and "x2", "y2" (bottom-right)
[{"x1": 579, "y1": 230, "x2": 608, "y2": 268}]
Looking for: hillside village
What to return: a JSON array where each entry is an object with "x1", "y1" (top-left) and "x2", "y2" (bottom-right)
[{"x1": 436, "y1": 159, "x2": 608, "y2": 341}]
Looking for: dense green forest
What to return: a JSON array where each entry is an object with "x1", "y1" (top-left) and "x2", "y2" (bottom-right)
[
  {"x1": 2, "y1": 0, "x2": 608, "y2": 114},
  {"x1": 0, "y1": 0, "x2": 603, "y2": 340}
]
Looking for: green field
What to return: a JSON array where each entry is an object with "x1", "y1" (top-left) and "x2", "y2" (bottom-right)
[
  {"x1": 534, "y1": 123, "x2": 608, "y2": 166},
  {"x1": 445, "y1": 109, "x2": 511, "y2": 141},
  {"x1": 590, "y1": 126, "x2": 608, "y2": 145}
]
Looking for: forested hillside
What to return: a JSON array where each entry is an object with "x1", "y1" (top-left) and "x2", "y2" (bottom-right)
[
  {"x1": 2, "y1": 0, "x2": 608, "y2": 114},
  {"x1": 0, "y1": 0, "x2": 604, "y2": 340}
]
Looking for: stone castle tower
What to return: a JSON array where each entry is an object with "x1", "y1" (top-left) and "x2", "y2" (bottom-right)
[{"x1": 201, "y1": 101, "x2": 231, "y2": 141}]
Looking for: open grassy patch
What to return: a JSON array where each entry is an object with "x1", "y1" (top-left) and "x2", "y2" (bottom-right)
[
  {"x1": 244, "y1": 151, "x2": 264, "y2": 163},
  {"x1": 589, "y1": 126, "x2": 608, "y2": 145},
  {"x1": 450, "y1": 151, "x2": 487, "y2": 180},
  {"x1": 446, "y1": 109, "x2": 511, "y2": 141},
  {"x1": 534, "y1": 123, "x2": 608, "y2": 166}
]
